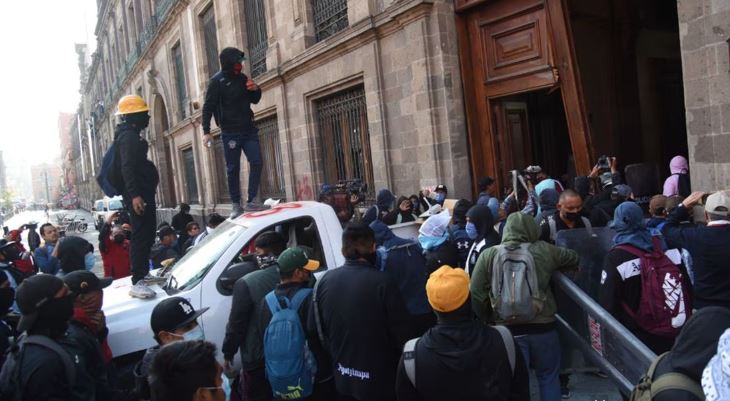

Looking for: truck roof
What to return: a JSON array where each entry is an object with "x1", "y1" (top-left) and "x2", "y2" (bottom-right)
[{"x1": 230, "y1": 201, "x2": 334, "y2": 229}]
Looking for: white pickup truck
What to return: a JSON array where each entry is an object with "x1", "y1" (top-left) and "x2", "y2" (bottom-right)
[{"x1": 103, "y1": 201, "x2": 419, "y2": 367}]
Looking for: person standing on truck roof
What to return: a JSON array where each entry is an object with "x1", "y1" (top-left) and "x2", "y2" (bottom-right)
[
  {"x1": 132, "y1": 296, "x2": 210, "y2": 401},
  {"x1": 202, "y1": 47, "x2": 263, "y2": 218},
  {"x1": 222, "y1": 231, "x2": 287, "y2": 401},
  {"x1": 114, "y1": 95, "x2": 160, "y2": 300}
]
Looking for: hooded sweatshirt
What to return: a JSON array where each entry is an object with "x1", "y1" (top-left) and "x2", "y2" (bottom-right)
[
  {"x1": 663, "y1": 156, "x2": 690, "y2": 197},
  {"x1": 534, "y1": 188, "x2": 560, "y2": 226},
  {"x1": 383, "y1": 196, "x2": 416, "y2": 225},
  {"x1": 362, "y1": 189, "x2": 395, "y2": 225},
  {"x1": 650, "y1": 307, "x2": 730, "y2": 401},
  {"x1": 395, "y1": 304, "x2": 530, "y2": 401},
  {"x1": 202, "y1": 47, "x2": 262, "y2": 135},
  {"x1": 465, "y1": 205, "x2": 500, "y2": 276},
  {"x1": 470, "y1": 213, "x2": 579, "y2": 334}
]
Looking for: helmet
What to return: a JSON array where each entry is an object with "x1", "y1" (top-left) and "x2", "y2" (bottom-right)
[{"x1": 116, "y1": 95, "x2": 149, "y2": 116}]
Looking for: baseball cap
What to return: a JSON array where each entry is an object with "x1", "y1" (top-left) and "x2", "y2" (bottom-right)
[
  {"x1": 705, "y1": 191, "x2": 730, "y2": 216},
  {"x1": 63, "y1": 271, "x2": 113, "y2": 294},
  {"x1": 426, "y1": 265, "x2": 470, "y2": 313},
  {"x1": 16, "y1": 274, "x2": 66, "y2": 332},
  {"x1": 157, "y1": 226, "x2": 176, "y2": 240},
  {"x1": 150, "y1": 296, "x2": 209, "y2": 336},
  {"x1": 612, "y1": 184, "x2": 633, "y2": 200},
  {"x1": 435, "y1": 184, "x2": 448, "y2": 193},
  {"x1": 649, "y1": 195, "x2": 668, "y2": 214},
  {"x1": 277, "y1": 247, "x2": 320, "y2": 274}
]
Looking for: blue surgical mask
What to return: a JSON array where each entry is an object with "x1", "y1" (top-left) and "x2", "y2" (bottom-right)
[
  {"x1": 465, "y1": 222, "x2": 478, "y2": 240},
  {"x1": 182, "y1": 324, "x2": 205, "y2": 341},
  {"x1": 221, "y1": 374, "x2": 231, "y2": 401},
  {"x1": 435, "y1": 193, "x2": 446, "y2": 203},
  {"x1": 84, "y1": 253, "x2": 95, "y2": 271},
  {"x1": 418, "y1": 233, "x2": 448, "y2": 250}
]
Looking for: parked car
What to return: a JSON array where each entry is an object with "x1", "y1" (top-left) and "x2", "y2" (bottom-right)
[{"x1": 92, "y1": 196, "x2": 124, "y2": 230}]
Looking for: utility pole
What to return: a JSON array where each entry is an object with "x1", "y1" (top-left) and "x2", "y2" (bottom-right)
[{"x1": 43, "y1": 169, "x2": 50, "y2": 203}]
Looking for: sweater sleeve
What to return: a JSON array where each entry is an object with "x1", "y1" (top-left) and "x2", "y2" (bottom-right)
[
  {"x1": 551, "y1": 245, "x2": 580, "y2": 273},
  {"x1": 470, "y1": 249, "x2": 495, "y2": 323},
  {"x1": 222, "y1": 279, "x2": 254, "y2": 360},
  {"x1": 661, "y1": 204, "x2": 695, "y2": 250},
  {"x1": 34, "y1": 246, "x2": 60, "y2": 275},
  {"x1": 249, "y1": 86, "x2": 262, "y2": 104},
  {"x1": 599, "y1": 253, "x2": 622, "y2": 315},
  {"x1": 202, "y1": 78, "x2": 219, "y2": 134}
]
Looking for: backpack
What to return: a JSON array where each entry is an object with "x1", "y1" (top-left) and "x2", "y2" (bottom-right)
[
  {"x1": 402, "y1": 325, "x2": 516, "y2": 387},
  {"x1": 490, "y1": 243, "x2": 544, "y2": 323},
  {"x1": 547, "y1": 215, "x2": 593, "y2": 243},
  {"x1": 0, "y1": 335, "x2": 77, "y2": 401},
  {"x1": 630, "y1": 352, "x2": 704, "y2": 401},
  {"x1": 376, "y1": 241, "x2": 419, "y2": 272},
  {"x1": 263, "y1": 288, "x2": 317, "y2": 400},
  {"x1": 96, "y1": 140, "x2": 123, "y2": 197},
  {"x1": 675, "y1": 173, "x2": 691, "y2": 198},
  {"x1": 615, "y1": 238, "x2": 691, "y2": 338}
]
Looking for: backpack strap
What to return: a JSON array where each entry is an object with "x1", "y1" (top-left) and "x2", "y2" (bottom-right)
[
  {"x1": 651, "y1": 372, "x2": 705, "y2": 399},
  {"x1": 264, "y1": 291, "x2": 281, "y2": 315},
  {"x1": 402, "y1": 337, "x2": 419, "y2": 387},
  {"x1": 312, "y1": 278, "x2": 327, "y2": 348},
  {"x1": 547, "y1": 216, "x2": 557, "y2": 242},
  {"x1": 581, "y1": 217, "x2": 594, "y2": 237},
  {"x1": 288, "y1": 288, "x2": 313, "y2": 312},
  {"x1": 24, "y1": 335, "x2": 76, "y2": 387},
  {"x1": 494, "y1": 326, "x2": 516, "y2": 375}
]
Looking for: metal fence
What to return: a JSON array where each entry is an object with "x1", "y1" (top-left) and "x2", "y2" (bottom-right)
[
  {"x1": 244, "y1": 0, "x2": 268, "y2": 77},
  {"x1": 256, "y1": 115, "x2": 286, "y2": 200},
  {"x1": 313, "y1": 0, "x2": 348, "y2": 42},
  {"x1": 316, "y1": 87, "x2": 374, "y2": 199}
]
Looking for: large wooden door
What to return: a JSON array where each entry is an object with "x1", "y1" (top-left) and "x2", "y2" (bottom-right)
[
  {"x1": 492, "y1": 101, "x2": 531, "y2": 190},
  {"x1": 455, "y1": 0, "x2": 592, "y2": 194}
]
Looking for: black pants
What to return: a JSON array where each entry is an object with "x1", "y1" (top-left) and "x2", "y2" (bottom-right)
[
  {"x1": 128, "y1": 203, "x2": 156, "y2": 284},
  {"x1": 242, "y1": 367, "x2": 272, "y2": 401}
]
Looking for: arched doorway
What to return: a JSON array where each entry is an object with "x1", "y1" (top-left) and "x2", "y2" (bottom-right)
[{"x1": 152, "y1": 94, "x2": 177, "y2": 207}]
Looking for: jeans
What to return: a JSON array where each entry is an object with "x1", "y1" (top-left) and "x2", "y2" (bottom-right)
[
  {"x1": 515, "y1": 329, "x2": 561, "y2": 401},
  {"x1": 128, "y1": 202, "x2": 156, "y2": 284},
  {"x1": 222, "y1": 131, "x2": 263, "y2": 204}
]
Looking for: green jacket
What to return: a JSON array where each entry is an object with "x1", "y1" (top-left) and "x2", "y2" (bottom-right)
[{"x1": 470, "y1": 212, "x2": 579, "y2": 326}]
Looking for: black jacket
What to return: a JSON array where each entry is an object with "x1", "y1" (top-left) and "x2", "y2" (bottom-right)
[
  {"x1": 115, "y1": 123, "x2": 159, "y2": 204},
  {"x1": 171, "y1": 212, "x2": 194, "y2": 233},
  {"x1": 257, "y1": 281, "x2": 332, "y2": 382},
  {"x1": 149, "y1": 243, "x2": 180, "y2": 270},
  {"x1": 133, "y1": 345, "x2": 160, "y2": 400},
  {"x1": 201, "y1": 65, "x2": 262, "y2": 135},
  {"x1": 662, "y1": 204, "x2": 730, "y2": 308},
  {"x1": 395, "y1": 317, "x2": 529, "y2": 401},
  {"x1": 222, "y1": 263, "x2": 279, "y2": 368},
  {"x1": 308, "y1": 260, "x2": 413, "y2": 401}
]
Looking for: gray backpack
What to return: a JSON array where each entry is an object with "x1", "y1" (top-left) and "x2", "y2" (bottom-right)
[{"x1": 490, "y1": 243, "x2": 544, "y2": 323}]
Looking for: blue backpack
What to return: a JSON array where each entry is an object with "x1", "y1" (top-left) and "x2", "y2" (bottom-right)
[
  {"x1": 96, "y1": 141, "x2": 123, "y2": 197},
  {"x1": 264, "y1": 288, "x2": 317, "y2": 400}
]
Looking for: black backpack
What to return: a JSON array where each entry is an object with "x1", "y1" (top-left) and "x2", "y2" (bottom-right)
[
  {"x1": 0, "y1": 335, "x2": 77, "y2": 401},
  {"x1": 96, "y1": 140, "x2": 123, "y2": 197},
  {"x1": 675, "y1": 173, "x2": 691, "y2": 198}
]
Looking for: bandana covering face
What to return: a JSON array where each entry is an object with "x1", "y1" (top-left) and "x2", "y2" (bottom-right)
[
  {"x1": 73, "y1": 291, "x2": 106, "y2": 335},
  {"x1": 702, "y1": 328, "x2": 730, "y2": 401}
]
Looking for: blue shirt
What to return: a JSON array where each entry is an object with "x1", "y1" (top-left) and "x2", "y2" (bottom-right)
[{"x1": 34, "y1": 244, "x2": 60, "y2": 275}]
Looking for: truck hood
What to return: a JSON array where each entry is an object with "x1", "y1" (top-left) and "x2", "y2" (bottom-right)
[{"x1": 103, "y1": 276, "x2": 170, "y2": 358}]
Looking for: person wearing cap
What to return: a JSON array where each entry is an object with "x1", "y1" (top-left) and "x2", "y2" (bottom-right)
[
  {"x1": 433, "y1": 184, "x2": 448, "y2": 206},
  {"x1": 221, "y1": 231, "x2": 286, "y2": 401},
  {"x1": 395, "y1": 266, "x2": 529, "y2": 401},
  {"x1": 133, "y1": 296, "x2": 209, "y2": 400},
  {"x1": 114, "y1": 95, "x2": 160, "y2": 299},
  {"x1": 256, "y1": 247, "x2": 334, "y2": 400},
  {"x1": 309, "y1": 222, "x2": 412, "y2": 401},
  {"x1": 149, "y1": 225, "x2": 180, "y2": 270},
  {"x1": 471, "y1": 212, "x2": 579, "y2": 401},
  {"x1": 98, "y1": 212, "x2": 131, "y2": 279},
  {"x1": 662, "y1": 191, "x2": 730, "y2": 309},
  {"x1": 63, "y1": 271, "x2": 114, "y2": 364},
  {"x1": 13, "y1": 274, "x2": 110, "y2": 401}
]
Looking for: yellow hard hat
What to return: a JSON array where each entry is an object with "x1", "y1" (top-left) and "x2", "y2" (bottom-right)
[{"x1": 116, "y1": 95, "x2": 150, "y2": 116}]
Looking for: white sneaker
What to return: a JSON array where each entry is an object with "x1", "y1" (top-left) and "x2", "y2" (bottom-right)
[{"x1": 129, "y1": 282, "x2": 156, "y2": 299}]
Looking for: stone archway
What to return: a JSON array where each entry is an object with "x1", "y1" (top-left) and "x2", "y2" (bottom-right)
[{"x1": 152, "y1": 94, "x2": 177, "y2": 207}]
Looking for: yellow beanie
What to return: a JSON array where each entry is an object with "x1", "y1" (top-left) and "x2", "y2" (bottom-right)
[{"x1": 426, "y1": 265, "x2": 470, "y2": 313}]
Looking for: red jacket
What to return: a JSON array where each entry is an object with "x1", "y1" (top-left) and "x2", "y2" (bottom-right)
[{"x1": 100, "y1": 237, "x2": 130, "y2": 279}]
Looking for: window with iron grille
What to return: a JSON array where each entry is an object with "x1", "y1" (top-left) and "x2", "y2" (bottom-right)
[
  {"x1": 200, "y1": 5, "x2": 219, "y2": 78},
  {"x1": 242, "y1": 0, "x2": 268, "y2": 78},
  {"x1": 256, "y1": 115, "x2": 285, "y2": 200},
  {"x1": 313, "y1": 0, "x2": 348, "y2": 42},
  {"x1": 316, "y1": 86, "x2": 374, "y2": 198},
  {"x1": 213, "y1": 135, "x2": 231, "y2": 203},
  {"x1": 181, "y1": 147, "x2": 199, "y2": 203},
  {"x1": 172, "y1": 43, "x2": 189, "y2": 120}
]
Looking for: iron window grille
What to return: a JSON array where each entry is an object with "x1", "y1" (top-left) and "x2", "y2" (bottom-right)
[
  {"x1": 256, "y1": 115, "x2": 286, "y2": 200},
  {"x1": 315, "y1": 86, "x2": 374, "y2": 199},
  {"x1": 313, "y1": 0, "x2": 348, "y2": 42},
  {"x1": 201, "y1": 5, "x2": 220, "y2": 78},
  {"x1": 181, "y1": 148, "x2": 199, "y2": 203},
  {"x1": 172, "y1": 43, "x2": 189, "y2": 121},
  {"x1": 213, "y1": 135, "x2": 231, "y2": 203},
  {"x1": 243, "y1": 0, "x2": 268, "y2": 77}
]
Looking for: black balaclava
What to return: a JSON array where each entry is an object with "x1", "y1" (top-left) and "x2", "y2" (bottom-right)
[
  {"x1": 30, "y1": 295, "x2": 75, "y2": 338},
  {"x1": 219, "y1": 47, "x2": 245, "y2": 76},
  {"x1": 122, "y1": 111, "x2": 150, "y2": 130}
]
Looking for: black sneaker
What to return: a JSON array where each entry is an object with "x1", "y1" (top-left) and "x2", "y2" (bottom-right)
[{"x1": 230, "y1": 204, "x2": 244, "y2": 218}]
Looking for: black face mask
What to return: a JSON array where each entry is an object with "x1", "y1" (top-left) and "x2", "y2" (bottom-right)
[
  {"x1": 123, "y1": 230, "x2": 132, "y2": 240},
  {"x1": 564, "y1": 212, "x2": 582, "y2": 222},
  {"x1": 0, "y1": 287, "x2": 14, "y2": 316},
  {"x1": 34, "y1": 295, "x2": 75, "y2": 334},
  {"x1": 113, "y1": 234, "x2": 126, "y2": 244}
]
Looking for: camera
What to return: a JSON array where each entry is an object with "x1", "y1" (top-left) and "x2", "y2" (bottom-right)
[{"x1": 597, "y1": 155, "x2": 611, "y2": 170}]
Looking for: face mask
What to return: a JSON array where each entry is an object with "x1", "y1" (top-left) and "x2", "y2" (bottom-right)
[
  {"x1": 0, "y1": 287, "x2": 14, "y2": 315},
  {"x1": 465, "y1": 222, "x2": 478, "y2": 240},
  {"x1": 84, "y1": 253, "x2": 95, "y2": 271},
  {"x1": 171, "y1": 324, "x2": 205, "y2": 341},
  {"x1": 418, "y1": 233, "x2": 449, "y2": 250},
  {"x1": 435, "y1": 193, "x2": 446, "y2": 203},
  {"x1": 35, "y1": 295, "x2": 75, "y2": 332},
  {"x1": 113, "y1": 234, "x2": 125, "y2": 244},
  {"x1": 221, "y1": 374, "x2": 231, "y2": 401},
  {"x1": 564, "y1": 212, "x2": 582, "y2": 222}
]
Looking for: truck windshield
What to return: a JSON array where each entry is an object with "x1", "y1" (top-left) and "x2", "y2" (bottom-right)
[
  {"x1": 109, "y1": 200, "x2": 123, "y2": 210},
  {"x1": 167, "y1": 221, "x2": 246, "y2": 292}
]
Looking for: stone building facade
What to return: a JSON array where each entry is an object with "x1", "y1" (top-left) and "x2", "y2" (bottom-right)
[
  {"x1": 677, "y1": 0, "x2": 730, "y2": 190},
  {"x1": 76, "y1": 0, "x2": 469, "y2": 218}
]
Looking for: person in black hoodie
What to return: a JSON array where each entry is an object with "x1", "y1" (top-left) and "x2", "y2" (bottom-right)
[
  {"x1": 309, "y1": 222, "x2": 413, "y2": 401},
  {"x1": 464, "y1": 204, "x2": 500, "y2": 276},
  {"x1": 115, "y1": 95, "x2": 160, "y2": 299},
  {"x1": 447, "y1": 199, "x2": 474, "y2": 269},
  {"x1": 202, "y1": 47, "x2": 263, "y2": 217},
  {"x1": 633, "y1": 307, "x2": 730, "y2": 401},
  {"x1": 395, "y1": 265, "x2": 529, "y2": 401},
  {"x1": 382, "y1": 196, "x2": 416, "y2": 226}
]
